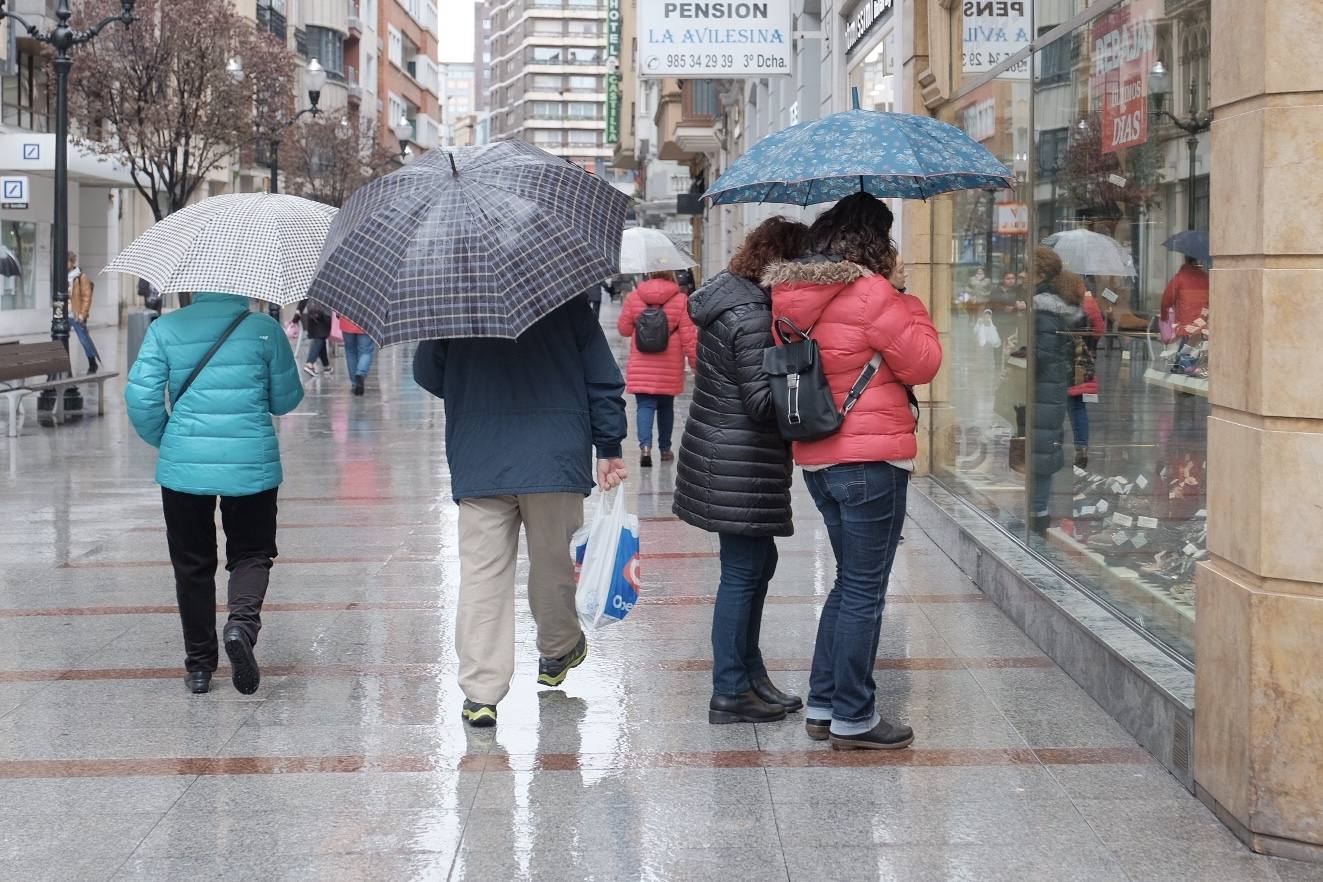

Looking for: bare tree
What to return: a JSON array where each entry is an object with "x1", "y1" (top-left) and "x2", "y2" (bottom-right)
[
  {"x1": 278, "y1": 110, "x2": 399, "y2": 208},
  {"x1": 69, "y1": 0, "x2": 294, "y2": 220}
]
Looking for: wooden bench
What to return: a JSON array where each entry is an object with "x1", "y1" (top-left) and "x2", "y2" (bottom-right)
[{"x1": 0, "y1": 341, "x2": 120, "y2": 437}]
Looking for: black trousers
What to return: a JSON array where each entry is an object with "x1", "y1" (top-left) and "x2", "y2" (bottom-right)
[{"x1": 162, "y1": 487, "x2": 279, "y2": 672}]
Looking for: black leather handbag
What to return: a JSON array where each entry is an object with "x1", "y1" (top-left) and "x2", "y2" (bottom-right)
[{"x1": 762, "y1": 317, "x2": 881, "y2": 442}]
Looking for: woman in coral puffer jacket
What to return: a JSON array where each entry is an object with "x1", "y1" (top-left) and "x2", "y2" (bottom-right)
[
  {"x1": 764, "y1": 193, "x2": 942, "y2": 752},
  {"x1": 617, "y1": 271, "x2": 698, "y2": 467}
]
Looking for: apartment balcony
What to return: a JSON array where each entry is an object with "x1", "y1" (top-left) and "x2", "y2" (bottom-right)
[
  {"x1": 347, "y1": 65, "x2": 363, "y2": 104},
  {"x1": 347, "y1": 0, "x2": 363, "y2": 37},
  {"x1": 657, "y1": 79, "x2": 719, "y2": 162}
]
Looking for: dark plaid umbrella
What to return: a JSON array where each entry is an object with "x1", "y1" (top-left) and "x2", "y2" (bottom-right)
[
  {"x1": 0, "y1": 246, "x2": 20, "y2": 278},
  {"x1": 308, "y1": 141, "x2": 630, "y2": 344}
]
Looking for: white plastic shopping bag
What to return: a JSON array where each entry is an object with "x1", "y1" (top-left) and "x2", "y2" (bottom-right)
[
  {"x1": 975, "y1": 310, "x2": 1002, "y2": 349},
  {"x1": 570, "y1": 486, "x2": 641, "y2": 630}
]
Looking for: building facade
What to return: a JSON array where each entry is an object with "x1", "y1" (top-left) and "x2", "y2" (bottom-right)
[
  {"x1": 483, "y1": 0, "x2": 613, "y2": 173},
  {"x1": 439, "y1": 62, "x2": 477, "y2": 144},
  {"x1": 379, "y1": 0, "x2": 442, "y2": 152},
  {"x1": 640, "y1": 0, "x2": 1323, "y2": 863}
]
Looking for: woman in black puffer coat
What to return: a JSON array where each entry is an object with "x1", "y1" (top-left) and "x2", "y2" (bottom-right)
[{"x1": 673, "y1": 217, "x2": 809, "y2": 726}]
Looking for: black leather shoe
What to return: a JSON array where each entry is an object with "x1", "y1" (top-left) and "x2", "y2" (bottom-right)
[
  {"x1": 751, "y1": 675, "x2": 803, "y2": 712},
  {"x1": 805, "y1": 719, "x2": 830, "y2": 741},
  {"x1": 184, "y1": 671, "x2": 211, "y2": 694},
  {"x1": 709, "y1": 690, "x2": 787, "y2": 724},
  {"x1": 223, "y1": 625, "x2": 260, "y2": 695},
  {"x1": 829, "y1": 718, "x2": 914, "y2": 751}
]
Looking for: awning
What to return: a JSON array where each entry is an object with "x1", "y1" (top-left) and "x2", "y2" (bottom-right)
[{"x1": 0, "y1": 132, "x2": 136, "y2": 186}]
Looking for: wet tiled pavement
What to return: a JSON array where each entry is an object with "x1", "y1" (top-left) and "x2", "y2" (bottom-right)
[{"x1": 0, "y1": 311, "x2": 1314, "y2": 881}]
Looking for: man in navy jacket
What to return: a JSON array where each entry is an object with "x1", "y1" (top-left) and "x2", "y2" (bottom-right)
[{"x1": 414, "y1": 296, "x2": 628, "y2": 727}]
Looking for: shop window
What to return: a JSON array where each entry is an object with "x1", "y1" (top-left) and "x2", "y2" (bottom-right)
[
  {"x1": 1, "y1": 221, "x2": 37, "y2": 311},
  {"x1": 933, "y1": 0, "x2": 1212, "y2": 662}
]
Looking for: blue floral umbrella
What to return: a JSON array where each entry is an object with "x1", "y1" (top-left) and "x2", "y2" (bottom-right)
[{"x1": 705, "y1": 97, "x2": 1014, "y2": 206}]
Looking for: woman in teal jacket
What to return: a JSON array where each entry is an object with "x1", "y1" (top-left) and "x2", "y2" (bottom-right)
[{"x1": 126, "y1": 292, "x2": 304, "y2": 696}]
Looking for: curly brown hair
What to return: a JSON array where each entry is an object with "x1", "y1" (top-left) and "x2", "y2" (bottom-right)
[
  {"x1": 806, "y1": 193, "x2": 896, "y2": 277},
  {"x1": 728, "y1": 216, "x2": 810, "y2": 281}
]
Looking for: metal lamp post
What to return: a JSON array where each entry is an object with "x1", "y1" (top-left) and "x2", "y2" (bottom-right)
[
  {"x1": 393, "y1": 116, "x2": 413, "y2": 161},
  {"x1": 229, "y1": 56, "x2": 327, "y2": 317},
  {"x1": 0, "y1": 0, "x2": 136, "y2": 356},
  {"x1": 1149, "y1": 61, "x2": 1213, "y2": 231}
]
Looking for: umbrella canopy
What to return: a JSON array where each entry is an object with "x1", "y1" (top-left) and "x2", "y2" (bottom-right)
[
  {"x1": 619, "y1": 227, "x2": 696, "y2": 275},
  {"x1": 308, "y1": 141, "x2": 630, "y2": 345},
  {"x1": 0, "y1": 246, "x2": 19, "y2": 278},
  {"x1": 1042, "y1": 229, "x2": 1136, "y2": 277},
  {"x1": 704, "y1": 109, "x2": 1014, "y2": 206},
  {"x1": 1163, "y1": 229, "x2": 1210, "y2": 265},
  {"x1": 105, "y1": 194, "x2": 338, "y2": 305}
]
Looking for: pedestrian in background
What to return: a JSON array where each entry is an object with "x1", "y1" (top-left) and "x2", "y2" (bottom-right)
[
  {"x1": 672, "y1": 217, "x2": 809, "y2": 725},
  {"x1": 1068, "y1": 274, "x2": 1105, "y2": 469},
  {"x1": 124, "y1": 292, "x2": 304, "y2": 696},
  {"x1": 765, "y1": 193, "x2": 942, "y2": 750},
  {"x1": 617, "y1": 270, "x2": 697, "y2": 467},
  {"x1": 67, "y1": 251, "x2": 101, "y2": 374},
  {"x1": 413, "y1": 297, "x2": 628, "y2": 728},
  {"x1": 339, "y1": 313, "x2": 375, "y2": 395},
  {"x1": 295, "y1": 299, "x2": 333, "y2": 377}
]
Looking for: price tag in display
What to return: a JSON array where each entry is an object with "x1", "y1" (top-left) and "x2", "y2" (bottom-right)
[
  {"x1": 1132, "y1": 534, "x2": 1149, "y2": 549},
  {"x1": 1113, "y1": 532, "x2": 1129, "y2": 546},
  {"x1": 1097, "y1": 500, "x2": 1110, "y2": 514},
  {"x1": 1135, "y1": 475, "x2": 1149, "y2": 490},
  {"x1": 1184, "y1": 543, "x2": 1200, "y2": 556},
  {"x1": 1083, "y1": 394, "x2": 1100, "y2": 404},
  {"x1": 1074, "y1": 466, "x2": 1087, "y2": 477},
  {"x1": 1112, "y1": 513, "x2": 1135, "y2": 528},
  {"x1": 1081, "y1": 504, "x2": 1097, "y2": 516},
  {"x1": 1137, "y1": 516, "x2": 1159, "y2": 529},
  {"x1": 1101, "y1": 288, "x2": 1120, "y2": 304}
]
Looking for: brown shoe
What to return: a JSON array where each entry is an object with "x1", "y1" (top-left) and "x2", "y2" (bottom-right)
[
  {"x1": 660, "y1": 450, "x2": 675, "y2": 463},
  {"x1": 829, "y1": 718, "x2": 914, "y2": 751}
]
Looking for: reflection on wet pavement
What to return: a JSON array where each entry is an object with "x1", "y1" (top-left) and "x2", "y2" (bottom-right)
[{"x1": 0, "y1": 309, "x2": 1290, "y2": 882}]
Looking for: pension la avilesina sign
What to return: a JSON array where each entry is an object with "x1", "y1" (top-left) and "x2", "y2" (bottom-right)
[{"x1": 638, "y1": 1, "x2": 793, "y2": 78}]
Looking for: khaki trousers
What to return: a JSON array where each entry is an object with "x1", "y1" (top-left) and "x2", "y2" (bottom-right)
[{"x1": 456, "y1": 493, "x2": 585, "y2": 704}]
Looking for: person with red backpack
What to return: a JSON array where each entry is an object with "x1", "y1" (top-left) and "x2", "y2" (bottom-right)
[{"x1": 617, "y1": 270, "x2": 698, "y2": 467}]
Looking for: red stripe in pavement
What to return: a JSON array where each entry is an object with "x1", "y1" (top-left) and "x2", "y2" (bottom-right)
[
  {"x1": 0, "y1": 593, "x2": 987, "y2": 618},
  {"x1": 657, "y1": 657, "x2": 1054, "y2": 672},
  {"x1": 0, "y1": 746, "x2": 1153, "y2": 779}
]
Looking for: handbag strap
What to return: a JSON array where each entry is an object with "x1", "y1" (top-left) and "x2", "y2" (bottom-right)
[{"x1": 172, "y1": 310, "x2": 250, "y2": 415}]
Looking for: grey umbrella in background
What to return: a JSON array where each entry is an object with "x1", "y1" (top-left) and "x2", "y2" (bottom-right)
[
  {"x1": 1043, "y1": 229, "x2": 1136, "y2": 278},
  {"x1": 0, "y1": 246, "x2": 20, "y2": 277},
  {"x1": 307, "y1": 140, "x2": 630, "y2": 345}
]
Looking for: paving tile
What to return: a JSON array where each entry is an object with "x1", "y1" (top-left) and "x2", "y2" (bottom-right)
[
  {"x1": 170, "y1": 770, "x2": 480, "y2": 815},
  {"x1": 781, "y1": 843, "x2": 1130, "y2": 882},
  {"x1": 0, "y1": 776, "x2": 194, "y2": 819},
  {"x1": 766, "y1": 764, "x2": 1070, "y2": 805},
  {"x1": 450, "y1": 845, "x2": 789, "y2": 882},
  {"x1": 470, "y1": 767, "x2": 772, "y2": 812},
  {"x1": 111, "y1": 852, "x2": 454, "y2": 882},
  {"x1": 0, "y1": 811, "x2": 164, "y2": 880}
]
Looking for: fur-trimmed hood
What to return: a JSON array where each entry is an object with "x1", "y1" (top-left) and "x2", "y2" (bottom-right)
[
  {"x1": 761, "y1": 256, "x2": 873, "y2": 289},
  {"x1": 763, "y1": 256, "x2": 882, "y2": 332}
]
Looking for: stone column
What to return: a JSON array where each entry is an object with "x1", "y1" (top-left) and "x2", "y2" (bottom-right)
[{"x1": 1195, "y1": 0, "x2": 1323, "y2": 862}]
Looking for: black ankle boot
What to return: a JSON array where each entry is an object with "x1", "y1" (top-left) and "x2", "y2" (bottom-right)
[
  {"x1": 184, "y1": 671, "x2": 211, "y2": 694},
  {"x1": 751, "y1": 675, "x2": 803, "y2": 712},
  {"x1": 709, "y1": 690, "x2": 786, "y2": 724}
]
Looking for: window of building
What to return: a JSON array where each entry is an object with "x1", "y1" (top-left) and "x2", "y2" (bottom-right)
[
  {"x1": 1, "y1": 221, "x2": 37, "y2": 312},
  {"x1": 568, "y1": 47, "x2": 602, "y2": 65},
  {"x1": 388, "y1": 27, "x2": 404, "y2": 68},
  {"x1": 531, "y1": 74, "x2": 562, "y2": 90},
  {"x1": 531, "y1": 130, "x2": 561, "y2": 146},
  {"x1": 935, "y1": 0, "x2": 1215, "y2": 662},
  {"x1": 257, "y1": 0, "x2": 287, "y2": 40},
  {"x1": 531, "y1": 100, "x2": 562, "y2": 118},
  {"x1": 568, "y1": 129, "x2": 600, "y2": 147},
  {"x1": 531, "y1": 47, "x2": 563, "y2": 64},
  {"x1": 306, "y1": 27, "x2": 345, "y2": 80},
  {"x1": 568, "y1": 75, "x2": 601, "y2": 92},
  {"x1": 567, "y1": 101, "x2": 601, "y2": 119}
]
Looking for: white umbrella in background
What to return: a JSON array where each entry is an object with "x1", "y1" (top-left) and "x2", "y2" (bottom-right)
[
  {"x1": 1042, "y1": 229, "x2": 1136, "y2": 277},
  {"x1": 618, "y1": 227, "x2": 696, "y2": 275},
  {"x1": 105, "y1": 193, "x2": 338, "y2": 305}
]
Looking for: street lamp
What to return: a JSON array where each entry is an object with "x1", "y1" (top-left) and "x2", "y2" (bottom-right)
[
  {"x1": 393, "y1": 116, "x2": 414, "y2": 160},
  {"x1": 231, "y1": 56, "x2": 326, "y2": 317},
  {"x1": 1149, "y1": 61, "x2": 1213, "y2": 230},
  {"x1": 0, "y1": 0, "x2": 136, "y2": 363}
]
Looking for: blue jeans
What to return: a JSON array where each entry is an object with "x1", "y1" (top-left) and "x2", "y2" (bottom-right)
[
  {"x1": 305, "y1": 337, "x2": 329, "y2": 368},
  {"x1": 71, "y1": 319, "x2": 99, "y2": 365},
  {"x1": 712, "y1": 533, "x2": 776, "y2": 697},
  {"x1": 1069, "y1": 395, "x2": 1089, "y2": 447},
  {"x1": 342, "y1": 333, "x2": 376, "y2": 382},
  {"x1": 802, "y1": 462, "x2": 909, "y2": 735},
  {"x1": 635, "y1": 394, "x2": 674, "y2": 451}
]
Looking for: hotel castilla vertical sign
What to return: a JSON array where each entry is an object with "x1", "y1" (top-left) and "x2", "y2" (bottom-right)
[
  {"x1": 638, "y1": 1, "x2": 793, "y2": 78},
  {"x1": 606, "y1": 0, "x2": 622, "y2": 144}
]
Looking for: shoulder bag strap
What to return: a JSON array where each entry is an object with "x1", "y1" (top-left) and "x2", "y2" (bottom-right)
[
  {"x1": 841, "y1": 352, "x2": 921, "y2": 429},
  {"x1": 170, "y1": 311, "x2": 250, "y2": 418}
]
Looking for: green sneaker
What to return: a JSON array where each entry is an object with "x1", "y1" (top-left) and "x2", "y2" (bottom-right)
[
  {"x1": 461, "y1": 699, "x2": 497, "y2": 728},
  {"x1": 537, "y1": 635, "x2": 588, "y2": 687}
]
